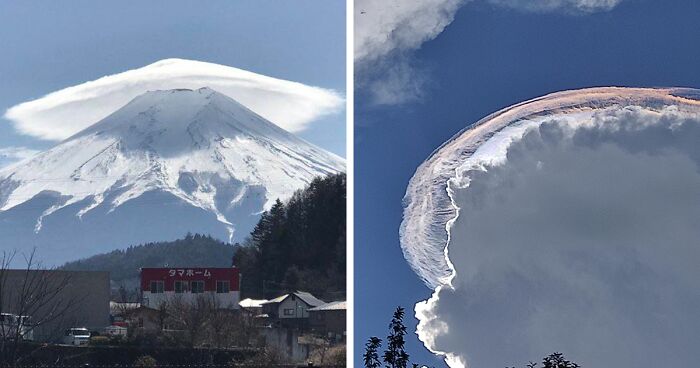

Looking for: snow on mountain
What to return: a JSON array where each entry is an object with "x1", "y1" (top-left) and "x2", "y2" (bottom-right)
[{"x1": 0, "y1": 87, "x2": 344, "y2": 265}]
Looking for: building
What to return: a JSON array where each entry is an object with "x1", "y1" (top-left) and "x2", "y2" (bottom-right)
[
  {"x1": 109, "y1": 301, "x2": 140, "y2": 326},
  {"x1": 140, "y1": 267, "x2": 240, "y2": 309},
  {"x1": 0, "y1": 270, "x2": 110, "y2": 342},
  {"x1": 239, "y1": 298, "x2": 267, "y2": 316},
  {"x1": 110, "y1": 302, "x2": 172, "y2": 332},
  {"x1": 128, "y1": 305, "x2": 168, "y2": 331},
  {"x1": 261, "y1": 291, "x2": 325, "y2": 329},
  {"x1": 308, "y1": 301, "x2": 346, "y2": 339}
]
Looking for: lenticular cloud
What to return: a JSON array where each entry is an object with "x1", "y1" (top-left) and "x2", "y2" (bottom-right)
[
  {"x1": 401, "y1": 87, "x2": 700, "y2": 367},
  {"x1": 4, "y1": 58, "x2": 344, "y2": 141}
]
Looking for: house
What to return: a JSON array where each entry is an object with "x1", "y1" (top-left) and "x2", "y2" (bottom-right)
[
  {"x1": 128, "y1": 305, "x2": 169, "y2": 331},
  {"x1": 261, "y1": 291, "x2": 325, "y2": 329},
  {"x1": 308, "y1": 301, "x2": 346, "y2": 339},
  {"x1": 140, "y1": 267, "x2": 240, "y2": 309}
]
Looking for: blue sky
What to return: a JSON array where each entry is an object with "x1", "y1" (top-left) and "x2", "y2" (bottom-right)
[
  {"x1": 355, "y1": 0, "x2": 700, "y2": 365},
  {"x1": 0, "y1": 0, "x2": 346, "y2": 159}
]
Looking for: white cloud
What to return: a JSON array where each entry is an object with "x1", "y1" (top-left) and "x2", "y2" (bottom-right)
[
  {"x1": 402, "y1": 87, "x2": 700, "y2": 367},
  {"x1": 488, "y1": 0, "x2": 624, "y2": 13},
  {"x1": 0, "y1": 146, "x2": 40, "y2": 169},
  {"x1": 363, "y1": 57, "x2": 430, "y2": 105},
  {"x1": 355, "y1": 0, "x2": 465, "y2": 63},
  {"x1": 355, "y1": 0, "x2": 464, "y2": 105},
  {"x1": 355, "y1": 0, "x2": 625, "y2": 105},
  {"x1": 4, "y1": 58, "x2": 344, "y2": 141}
]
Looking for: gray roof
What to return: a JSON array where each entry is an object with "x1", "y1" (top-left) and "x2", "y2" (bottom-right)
[
  {"x1": 263, "y1": 291, "x2": 325, "y2": 307},
  {"x1": 309, "y1": 301, "x2": 346, "y2": 311},
  {"x1": 265, "y1": 294, "x2": 289, "y2": 304}
]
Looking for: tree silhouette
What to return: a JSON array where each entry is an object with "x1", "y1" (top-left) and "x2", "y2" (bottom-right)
[
  {"x1": 542, "y1": 352, "x2": 579, "y2": 368},
  {"x1": 508, "y1": 353, "x2": 580, "y2": 368},
  {"x1": 383, "y1": 306, "x2": 410, "y2": 368},
  {"x1": 363, "y1": 336, "x2": 382, "y2": 368}
]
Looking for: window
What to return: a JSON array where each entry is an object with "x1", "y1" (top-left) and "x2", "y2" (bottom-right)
[
  {"x1": 174, "y1": 280, "x2": 188, "y2": 294},
  {"x1": 283, "y1": 308, "x2": 295, "y2": 316},
  {"x1": 191, "y1": 280, "x2": 205, "y2": 294},
  {"x1": 216, "y1": 280, "x2": 230, "y2": 293},
  {"x1": 150, "y1": 281, "x2": 164, "y2": 294}
]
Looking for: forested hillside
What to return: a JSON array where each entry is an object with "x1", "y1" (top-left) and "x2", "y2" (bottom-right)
[
  {"x1": 234, "y1": 173, "x2": 346, "y2": 300},
  {"x1": 62, "y1": 234, "x2": 234, "y2": 290}
]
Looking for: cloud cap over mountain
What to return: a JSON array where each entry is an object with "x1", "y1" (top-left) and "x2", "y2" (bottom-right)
[{"x1": 4, "y1": 58, "x2": 344, "y2": 141}]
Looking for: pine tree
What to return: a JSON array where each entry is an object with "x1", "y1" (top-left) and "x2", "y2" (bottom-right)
[
  {"x1": 363, "y1": 336, "x2": 382, "y2": 368},
  {"x1": 383, "y1": 306, "x2": 410, "y2": 368},
  {"x1": 227, "y1": 173, "x2": 345, "y2": 299},
  {"x1": 511, "y1": 353, "x2": 579, "y2": 368},
  {"x1": 542, "y1": 353, "x2": 579, "y2": 368}
]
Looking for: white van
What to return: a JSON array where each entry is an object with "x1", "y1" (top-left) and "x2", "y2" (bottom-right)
[
  {"x1": 0, "y1": 313, "x2": 33, "y2": 341},
  {"x1": 63, "y1": 327, "x2": 90, "y2": 346}
]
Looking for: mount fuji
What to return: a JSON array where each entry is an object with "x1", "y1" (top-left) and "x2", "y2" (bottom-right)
[{"x1": 0, "y1": 87, "x2": 345, "y2": 265}]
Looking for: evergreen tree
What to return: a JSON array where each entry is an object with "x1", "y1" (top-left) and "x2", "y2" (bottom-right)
[
  {"x1": 232, "y1": 173, "x2": 346, "y2": 299},
  {"x1": 383, "y1": 306, "x2": 410, "y2": 368},
  {"x1": 542, "y1": 353, "x2": 579, "y2": 368},
  {"x1": 508, "y1": 353, "x2": 580, "y2": 368},
  {"x1": 363, "y1": 336, "x2": 382, "y2": 368}
]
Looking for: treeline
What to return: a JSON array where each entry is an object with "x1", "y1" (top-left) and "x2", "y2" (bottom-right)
[
  {"x1": 62, "y1": 234, "x2": 235, "y2": 289},
  {"x1": 364, "y1": 306, "x2": 580, "y2": 368},
  {"x1": 233, "y1": 173, "x2": 346, "y2": 300}
]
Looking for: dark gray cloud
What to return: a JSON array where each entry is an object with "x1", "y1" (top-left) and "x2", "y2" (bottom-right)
[{"x1": 416, "y1": 108, "x2": 700, "y2": 367}]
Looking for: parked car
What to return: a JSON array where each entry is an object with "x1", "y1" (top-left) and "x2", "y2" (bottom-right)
[
  {"x1": 0, "y1": 313, "x2": 33, "y2": 341},
  {"x1": 63, "y1": 327, "x2": 90, "y2": 346}
]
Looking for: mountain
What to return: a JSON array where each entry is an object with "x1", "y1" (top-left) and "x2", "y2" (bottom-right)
[{"x1": 0, "y1": 87, "x2": 344, "y2": 265}]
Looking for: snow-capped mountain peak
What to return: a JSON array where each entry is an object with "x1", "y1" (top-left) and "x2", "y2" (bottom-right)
[{"x1": 0, "y1": 87, "x2": 344, "y2": 263}]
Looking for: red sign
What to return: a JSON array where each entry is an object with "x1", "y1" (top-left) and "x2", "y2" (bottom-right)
[{"x1": 141, "y1": 267, "x2": 240, "y2": 292}]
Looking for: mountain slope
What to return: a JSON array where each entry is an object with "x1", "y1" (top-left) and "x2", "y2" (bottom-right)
[{"x1": 0, "y1": 87, "x2": 344, "y2": 265}]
